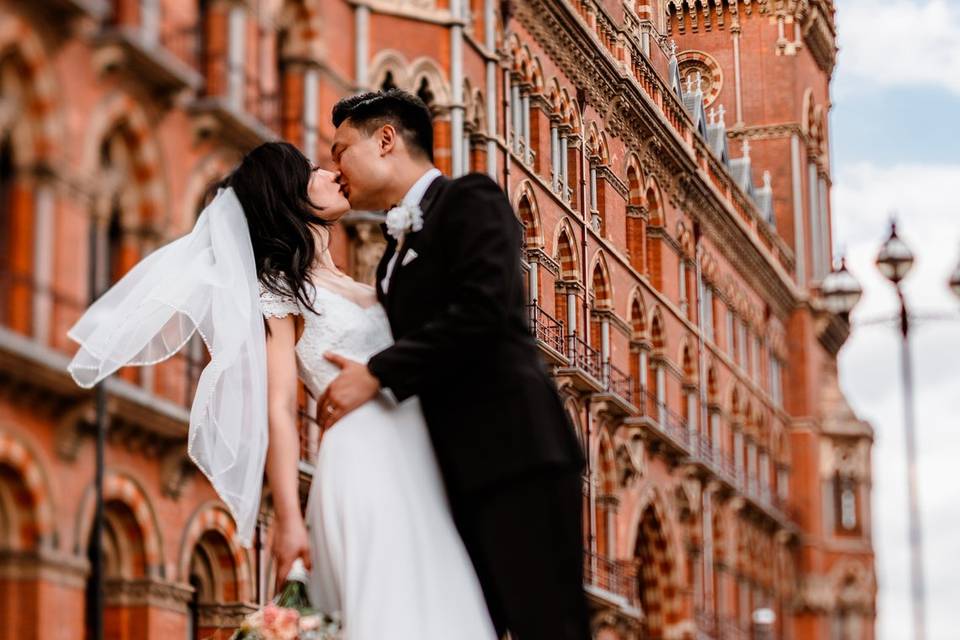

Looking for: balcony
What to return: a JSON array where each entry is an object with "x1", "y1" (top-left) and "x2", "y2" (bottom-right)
[
  {"x1": 43, "y1": 0, "x2": 109, "y2": 20},
  {"x1": 555, "y1": 334, "x2": 604, "y2": 392},
  {"x1": 623, "y1": 389, "x2": 692, "y2": 458},
  {"x1": 527, "y1": 303, "x2": 567, "y2": 365},
  {"x1": 592, "y1": 361, "x2": 637, "y2": 417},
  {"x1": 189, "y1": 69, "x2": 281, "y2": 149},
  {"x1": 583, "y1": 550, "x2": 641, "y2": 615},
  {"x1": 94, "y1": 25, "x2": 203, "y2": 94}
]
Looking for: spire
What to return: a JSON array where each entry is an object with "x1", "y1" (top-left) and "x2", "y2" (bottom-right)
[
  {"x1": 685, "y1": 73, "x2": 695, "y2": 94},
  {"x1": 763, "y1": 170, "x2": 772, "y2": 190},
  {"x1": 717, "y1": 104, "x2": 726, "y2": 127},
  {"x1": 708, "y1": 106, "x2": 716, "y2": 125},
  {"x1": 695, "y1": 71, "x2": 703, "y2": 94},
  {"x1": 741, "y1": 139, "x2": 751, "y2": 160},
  {"x1": 669, "y1": 39, "x2": 678, "y2": 60}
]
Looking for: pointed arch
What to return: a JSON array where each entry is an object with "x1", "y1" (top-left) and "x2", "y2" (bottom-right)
[
  {"x1": 645, "y1": 178, "x2": 665, "y2": 227},
  {"x1": 409, "y1": 57, "x2": 451, "y2": 108},
  {"x1": 650, "y1": 306, "x2": 666, "y2": 352},
  {"x1": 626, "y1": 155, "x2": 645, "y2": 205},
  {"x1": 628, "y1": 290, "x2": 647, "y2": 341},
  {"x1": 547, "y1": 77, "x2": 563, "y2": 115},
  {"x1": 0, "y1": 430, "x2": 55, "y2": 550},
  {"x1": 0, "y1": 11, "x2": 61, "y2": 165},
  {"x1": 707, "y1": 361, "x2": 720, "y2": 402},
  {"x1": 631, "y1": 486, "x2": 683, "y2": 636},
  {"x1": 76, "y1": 471, "x2": 164, "y2": 578},
  {"x1": 514, "y1": 181, "x2": 543, "y2": 248},
  {"x1": 590, "y1": 253, "x2": 613, "y2": 310},
  {"x1": 529, "y1": 56, "x2": 545, "y2": 93},
  {"x1": 680, "y1": 339, "x2": 696, "y2": 381},
  {"x1": 368, "y1": 49, "x2": 411, "y2": 92},
  {"x1": 178, "y1": 501, "x2": 254, "y2": 602},
  {"x1": 554, "y1": 220, "x2": 580, "y2": 282},
  {"x1": 594, "y1": 430, "x2": 618, "y2": 558},
  {"x1": 84, "y1": 92, "x2": 167, "y2": 233}
]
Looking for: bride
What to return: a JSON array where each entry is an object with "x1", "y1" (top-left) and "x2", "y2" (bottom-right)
[{"x1": 67, "y1": 142, "x2": 496, "y2": 639}]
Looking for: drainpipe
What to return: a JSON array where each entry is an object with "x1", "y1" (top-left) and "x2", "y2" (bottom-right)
[
  {"x1": 500, "y1": 1, "x2": 512, "y2": 198},
  {"x1": 355, "y1": 3, "x2": 369, "y2": 88},
  {"x1": 484, "y1": 0, "x2": 497, "y2": 178},
  {"x1": 450, "y1": 0, "x2": 465, "y2": 176}
]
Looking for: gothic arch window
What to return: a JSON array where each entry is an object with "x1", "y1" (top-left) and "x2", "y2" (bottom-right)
[
  {"x1": 586, "y1": 125, "x2": 609, "y2": 236},
  {"x1": 553, "y1": 225, "x2": 580, "y2": 340},
  {"x1": 84, "y1": 499, "x2": 149, "y2": 639},
  {"x1": 594, "y1": 435, "x2": 618, "y2": 559},
  {"x1": 634, "y1": 504, "x2": 678, "y2": 637},
  {"x1": 416, "y1": 76, "x2": 436, "y2": 111},
  {"x1": 188, "y1": 529, "x2": 243, "y2": 636},
  {"x1": 626, "y1": 160, "x2": 646, "y2": 274},
  {"x1": 381, "y1": 70, "x2": 398, "y2": 91}
]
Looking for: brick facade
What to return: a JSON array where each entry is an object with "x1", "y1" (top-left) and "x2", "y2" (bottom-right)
[{"x1": 0, "y1": 0, "x2": 875, "y2": 637}]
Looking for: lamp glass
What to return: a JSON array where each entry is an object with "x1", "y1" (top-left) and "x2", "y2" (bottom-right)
[
  {"x1": 821, "y1": 260, "x2": 863, "y2": 315},
  {"x1": 875, "y1": 224, "x2": 914, "y2": 284},
  {"x1": 950, "y1": 257, "x2": 960, "y2": 301}
]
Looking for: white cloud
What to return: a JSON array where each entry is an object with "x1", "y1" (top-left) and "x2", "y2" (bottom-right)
[
  {"x1": 836, "y1": 0, "x2": 960, "y2": 96},
  {"x1": 833, "y1": 162, "x2": 960, "y2": 640}
]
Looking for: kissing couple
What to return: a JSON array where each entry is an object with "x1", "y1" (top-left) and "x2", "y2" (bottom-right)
[{"x1": 68, "y1": 89, "x2": 589, "y2": 639}]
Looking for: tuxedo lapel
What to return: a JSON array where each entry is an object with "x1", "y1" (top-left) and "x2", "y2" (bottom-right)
[
  {"x1": 386, "y1": 175, "x2": 448, "y2": 310},
  {"x1": 376, "y1": 222, "x2": 397, "y2": 304}
]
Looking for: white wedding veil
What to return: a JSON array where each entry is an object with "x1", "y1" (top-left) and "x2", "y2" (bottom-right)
[{"x1": 67, "y1": 187, "x2": 267, "y2": 546}]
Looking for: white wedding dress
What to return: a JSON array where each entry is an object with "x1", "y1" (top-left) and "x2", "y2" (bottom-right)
[{"x1": 259, "y1": 278, "x2": 496, "y2": 640}]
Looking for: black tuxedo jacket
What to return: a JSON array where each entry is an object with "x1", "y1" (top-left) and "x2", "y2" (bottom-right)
[{"x1": 367, "y1": 172, "x2": 585, "y2": 494}]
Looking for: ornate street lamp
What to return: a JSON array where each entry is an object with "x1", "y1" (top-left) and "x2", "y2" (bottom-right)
[
  {"x1": 874, "y1": 221, "x2": 926, "y2": 640},
  {"x1": 875, "y1": 221, "x2": 915, "y2": 284},
  {"x1": 820, "y1": 257, "x2": 863, "y2": 317},
  {"x1": 824, "y1": 219, "x2": 940, "y2": 640},
  {"x1": 949, "y1": 251, "x2": 960, "y2": 301}
]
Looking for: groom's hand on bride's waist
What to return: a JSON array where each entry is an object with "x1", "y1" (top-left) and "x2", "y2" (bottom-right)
[{"x1": 318, "y1": 352, "x2": 381, "y2": 429}]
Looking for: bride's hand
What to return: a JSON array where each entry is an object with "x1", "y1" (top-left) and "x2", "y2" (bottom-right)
[{"x1": 272, "y1": 517, "x2": 312, "y2": 592}]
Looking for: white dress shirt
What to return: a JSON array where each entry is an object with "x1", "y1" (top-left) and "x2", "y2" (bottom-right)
[{"x1": 381, "y1": 167, "x2": 442, "y2": 294}]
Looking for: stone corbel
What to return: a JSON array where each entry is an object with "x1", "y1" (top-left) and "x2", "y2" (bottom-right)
[
  {"x1": 54, "y1": 397, "x2": 97, "y2": 461},
  {"x1": 160, "y1": 446, "x2": 196, "y2": 499}
]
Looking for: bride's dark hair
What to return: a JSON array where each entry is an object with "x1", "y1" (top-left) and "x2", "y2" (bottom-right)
[{"x1": 213, "y1": 141, "x2": 327, "y2": 314}]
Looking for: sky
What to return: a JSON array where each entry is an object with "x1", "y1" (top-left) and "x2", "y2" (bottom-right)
[{"x1": 830, "y1": 0, "x2": 960, "y2": 638}]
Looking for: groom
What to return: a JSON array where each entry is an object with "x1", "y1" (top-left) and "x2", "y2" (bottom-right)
[{"x1": 320, "y1": 89, "x2": 589, "y2": 639}]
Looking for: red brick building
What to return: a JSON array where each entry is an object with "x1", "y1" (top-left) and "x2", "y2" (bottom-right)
[{"x1": 0, "y1": 0, "x2": 876, "y2": 638}]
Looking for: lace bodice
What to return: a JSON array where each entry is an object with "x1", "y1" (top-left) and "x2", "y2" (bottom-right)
[{"x1": 259, "y1": 281, "x2": 394, "y2": 397}]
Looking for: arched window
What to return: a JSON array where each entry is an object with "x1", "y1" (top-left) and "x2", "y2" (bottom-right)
[
  {"x1": 188, "y1": 529, "x2": 243, "y2": 636},
  {"x1": 626, "y1": 162, "x2": 646, "y2": 273},
  {"x1": 554, "y1": 227, "x2": 580, "y2": 343}
]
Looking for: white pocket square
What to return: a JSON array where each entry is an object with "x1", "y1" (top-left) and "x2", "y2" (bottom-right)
[{"x1": 401, "y1": 249, "x2": 419, "y2": 266}]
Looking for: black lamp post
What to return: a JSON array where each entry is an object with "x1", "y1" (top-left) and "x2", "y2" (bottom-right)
[{"x1": 822, "y1": 220, "x2": 960, "y2": 640}]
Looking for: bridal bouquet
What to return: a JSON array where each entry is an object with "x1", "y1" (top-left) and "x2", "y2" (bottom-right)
[{"x1": 231, "y1": 560, "x2": 341, "y2": 640}]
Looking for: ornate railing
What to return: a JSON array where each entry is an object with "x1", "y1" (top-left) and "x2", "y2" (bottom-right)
[
  {"x1": 567, "y1": 334, "x2": 603, "y2": 381},
  {"x1": 605, "y1": 361, "x2": 633, "y2": 405},
  {"x1": 583, "y1": 550, "x2": 638, "y2": 604},
  {"x1": 527, "y1": 303, "x2": 565, "y2": 356},
  {"x1": 643, "y1": 388, "x2": 691, "y2": 449}
]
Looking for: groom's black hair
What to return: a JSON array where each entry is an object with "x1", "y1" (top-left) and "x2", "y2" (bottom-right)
[{"x1": 332, "y1": 89, "x2": 434, "y2": 162}]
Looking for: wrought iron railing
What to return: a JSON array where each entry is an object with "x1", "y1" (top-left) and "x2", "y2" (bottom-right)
[
  {"x1": 566, "y1": 334, "x2": 603, "y2": 381},
  {"x1": 527, "y1": 303, "x2": 565, "y2": 356},
  {"x1": 583, "y1": 550, "x2": 638, "y2": 604},
  {"x1": 605, "y1": 360, "x2": 634, "y2": 405},
  {"x1": 642, "y1": 388, "x2": 691, "y2": 449}
]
